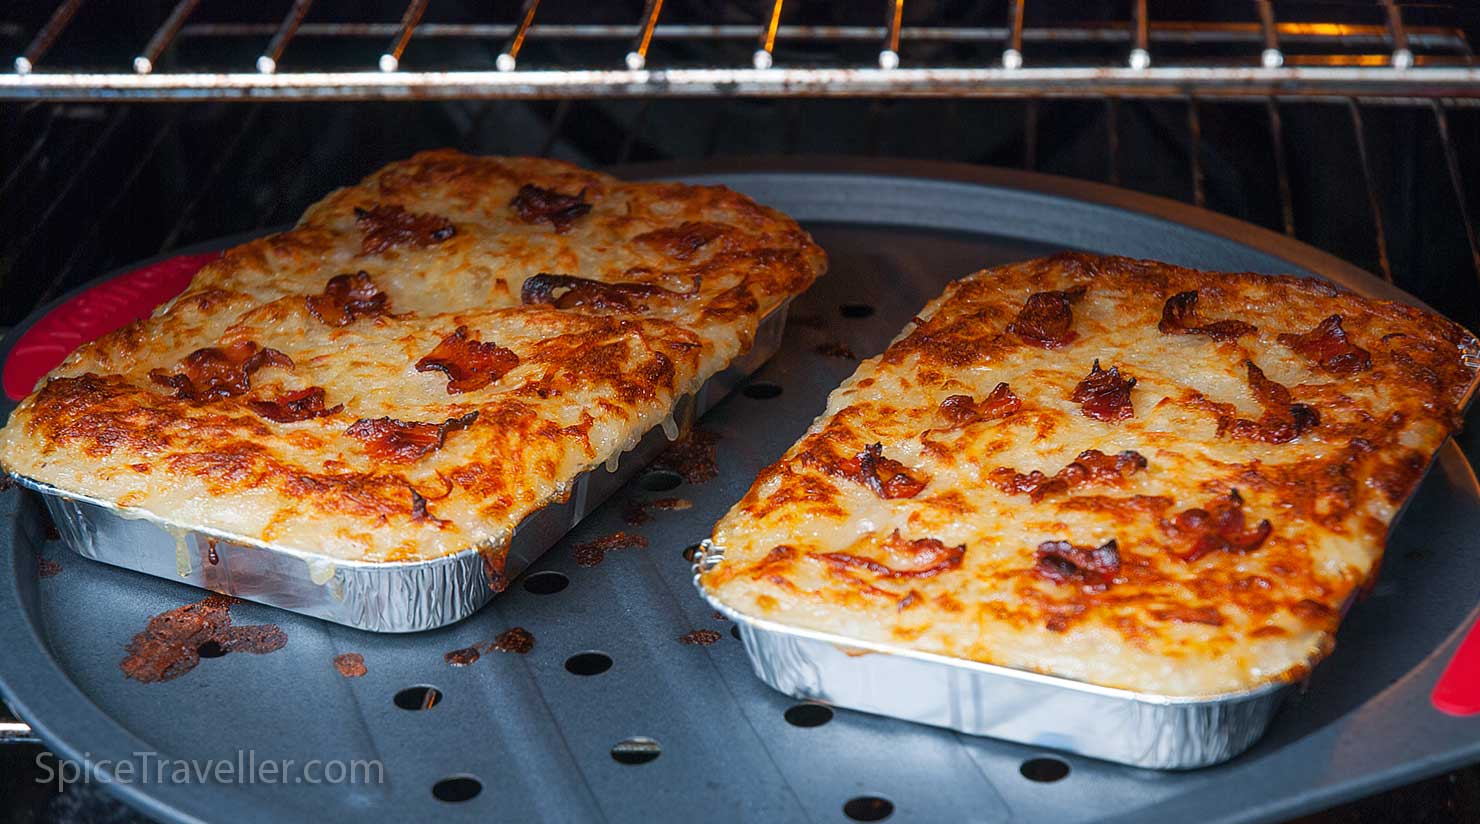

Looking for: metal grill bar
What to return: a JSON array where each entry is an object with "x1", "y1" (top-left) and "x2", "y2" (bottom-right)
[
  {"x1": 497, "y1": 0, "x2": 543, "y2": 73},
  {"x1": 133, "y1": 0, "x2": 200, "y2": 76},
  {"x1": 754, "y1": 0, "x2": 785, "y2": 70},
  {"x1": 3, "y1": 4, "x2": 1478, "y2": 101},
  {"x1": 1186, "y1": 98, "x2": 1204, "y2": 208},
  {"x1": 1254, "y1": 0, "x2": 1281, "y2": 68},
  {"x1": 1431, "y1": 101, "x2": 1480, "y2": 286},
  {"x1": 154, "y1": 21, "x2": 1472, "y2": 50},
  {"x1": 4, "y1": 67, "x2": 1480, "y2": 102},
  {"x1": 1003, "y1": 0, "x2": 1025, "y2": 69},
  {"x1": 1130, "y1": 0, "x2": 1150, "y2": 69},
  {"x1": 1382, "y1": 0, "x2": 1414, "y2": 70},
  {"x1": 880, "y1": 0, "x2": 904, "y2": 70},
  {"x1": 379, "y1": 0, "x2": 429, "y2": 73},
  {"x1": 625, "y1": 0, "x2": 666, "y2": 71},
  {"x1": 257, "y1": 0, "x2": 314, "y2": 75},
  {"x1": 1265, "y1": 99, "x2": 1296, "y2": 236},
  {"x1": 1347, "y1": 100, "x2": 1393, "y2": 283},
  {"x1": 12, "y1": 0, "x2": 84, "y2": 75}
]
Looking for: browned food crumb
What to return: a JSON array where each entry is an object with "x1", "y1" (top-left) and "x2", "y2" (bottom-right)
[
  {"x1": 121, "y1": 595, "x2": 287, "y2": 683},
  {"x1": 37, "y1": 556, "x2": 62, "y2": 578},
  {"x1": 622, "y1": 496, "x2": 693, "y2": 525},
  {"x1": 492, "y1": 627, "x2": 535, "y2": 654},
  {"x1": 572, "y1": 531, "x2": 649, "y2": 567},
  {"x1": 815, "y1": 341, "x2": 857, "y2": 359},
  {"x1": 444, "y1": 646, "x2": 481, "y2": 666},
  {"x1": 653, "y1": 428, "x2": 721, "y2": 484},
  {"x1": 679, "y1": 629, "x2": 723, "y2": 646},
  {"x1": 333, "y1": 652, "x2": 367, "y2": 677},
  {"x1": 713, "y1": 611, "x2": 727, "y2": 621}
]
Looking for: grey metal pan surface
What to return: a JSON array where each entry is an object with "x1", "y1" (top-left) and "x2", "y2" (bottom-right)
[{"x1": 2, "y1": 158, "x2": 1478, "y2": 823}]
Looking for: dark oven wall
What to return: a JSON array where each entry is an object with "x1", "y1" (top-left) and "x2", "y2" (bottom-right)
[{"x1": 2, "y1": 97, "x2": 1478, "y2": 334}]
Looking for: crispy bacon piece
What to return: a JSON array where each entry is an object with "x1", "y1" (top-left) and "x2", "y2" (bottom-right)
[
  {"x1": 1071, "y1": 360, "x2": 1136, "y2": 422},
  {"x1": 247, "y1": 387, "x2": 342, "y2": 423},
  {"x1": 990, "y1": 449, "x2": 1147, "y2": 502},
  {"x1": 814, "y1": 530, "x2": 966, "y2": 579},
  {"x1": 1006, "y1": 285, "x2": 1087, "y2": 348},
  {"x1": 1278, "y1": 314, "x2": 1372, "y2": 374},
  {"x1": 345, "y1": 411, "x2": 478, "y2": 463},
  {"x1": 306, "y1": 271, "x2": 389, "y2": 326},
  {"x1": 1158, "y1": 290, "x2": 1257, "y2": 342},
  {"x1": 1225, "y1": 361, "x2": 1319, "y2": 443},
  {"x1": 510, "y1": 184, "x2": 592, "y2": 233},
  {"x1": 1162, "y1": 489, "x2": 1272, "y2": 562},
  {"x1": 819, "y1": 442, "x2": 928, "y2": 499},
  {"x1": 1034, "y1": 539, "x2": 1121, "y2": 592},
  {"x1": 937, "y1": 382, "x2": 1021, "y2": 429},
  {"x1": 415, "y1": 326, "x2": 520, "y2": 394},
  {"x1": 633, "y1": 221, "x2": 728, "y2": 260},
  {"x1": 520, "y1": 273, "x2": 697, "y2": 311},
  {"x1": 150, "y1": 341, "x2": 293, "y2": 401},
  {"x1": 354, "y1": 204, "x2": 455, "y2": 255}
]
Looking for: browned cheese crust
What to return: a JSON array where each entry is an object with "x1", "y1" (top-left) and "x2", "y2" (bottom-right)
[
  {"x1": 0, "y1": 151, "x2": 825, "y2": 563},
  {"x1": 703, "y1": 253, "x2": 1475, "y2": 695}
]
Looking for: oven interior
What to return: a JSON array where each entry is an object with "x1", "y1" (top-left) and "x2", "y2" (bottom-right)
[{"x1": 2, "y1": 1, "x2": 1480, "y2": 821}]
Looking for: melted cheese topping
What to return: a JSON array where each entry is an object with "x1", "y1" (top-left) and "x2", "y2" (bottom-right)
[
  {"x1": 703, "y1": 253, "x2": 1476, "y2": 696},
  {"x1": 0, "y1": 151, "x2": 825, "y2": 564}
]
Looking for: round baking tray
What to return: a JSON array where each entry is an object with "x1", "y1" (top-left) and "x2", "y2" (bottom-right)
[{"x1": 2, "y1": 158, "x2": 1478, "y2": 824}]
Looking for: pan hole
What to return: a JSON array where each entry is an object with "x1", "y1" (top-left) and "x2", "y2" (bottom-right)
[
  {"x1": 394, "y1": 685, "x2": 442, "y2": 711},
  {"x1": 610, "y1": 737, "x2": 662, "y2": 765},
  {"x1": 843, "y1": 796, "x2": 894, "y2": 821},
  {"x1": 682, "y1": 544, "x2": 703, "y2": 563},
  {"x1": 431, "y1": 775, "x2": 482, "y2": 802},
  {"x1": 1020, "y1": 757, "x2": 1070, "y2": 782},
  {"x1": 784, "y1": 703, "x2": 833, "y2": 727},
  {"x1": 565, "y1": 651, "x2": 613, "y2": 676},
  {"x1": 730, "y1": 625, "x2": 741, "y2": 641},
  {"x1": 523, "y1": 571, "x2": 569, "y2": 595},
  {"x1": 840, "y1": 303, "x2": 875, "y2": 319},
  {"x1": 196, "y1": 641, "x2": 226, "y2": 659},
  {"x1": 742, "y1": 381, "x2": 782, "y2": 400},
  {"x1": 639, "y1": 469, "x2": 683, "y2": 491}
]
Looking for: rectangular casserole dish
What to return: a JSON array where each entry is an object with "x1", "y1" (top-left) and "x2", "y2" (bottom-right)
[
  {"x1": 0, "y1": 150, "x2": 825, "y2": 631},
  {"x1": 697, "y1": 252, "x2": 1480, "y2": 768}
]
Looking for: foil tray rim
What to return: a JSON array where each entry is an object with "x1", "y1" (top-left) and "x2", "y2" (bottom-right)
[{"x1": 692, "y1": 538, "x2": 1300, "y2": 708}]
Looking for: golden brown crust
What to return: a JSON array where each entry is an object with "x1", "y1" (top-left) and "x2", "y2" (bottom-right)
[
  {"x1": 703, "y1": 252, "x2": 1475, "y2": 695},
  {"x1": 0, "y1": 151, "x2": 825, "y2": 562}
]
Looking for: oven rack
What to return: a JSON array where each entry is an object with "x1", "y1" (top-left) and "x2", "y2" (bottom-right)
[{"x1": 2, "y1": 1, "x2": 1480, "y2": 101}]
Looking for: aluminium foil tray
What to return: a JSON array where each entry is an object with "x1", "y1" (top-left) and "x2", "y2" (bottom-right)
[{"x1": 2, "y1": 158, "x2": 1480, "y2": 823}]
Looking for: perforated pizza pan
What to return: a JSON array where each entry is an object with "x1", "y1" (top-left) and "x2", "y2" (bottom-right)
[{"x1": 3, "y1": 158, "x2": 1479, "y2": 824}]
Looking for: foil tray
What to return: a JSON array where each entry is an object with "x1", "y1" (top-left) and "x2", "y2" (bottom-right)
[
  {"x1": 696, "y1": 549, "x2": 1291, "y2": 770},
  {"x1": 694, "y1": 336, "x2": 1480, "y2": 771},
  {"x1": 9, "y1": 302, "x2": 790, "y2": 633},
  {"x1": 3, "y1": 159, "x2": 1480, "y2": 824}
]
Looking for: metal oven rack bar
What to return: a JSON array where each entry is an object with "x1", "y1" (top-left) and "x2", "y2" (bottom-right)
[{"x1": 2, "y1": 1, "x2": 1479, "y2": 100}]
